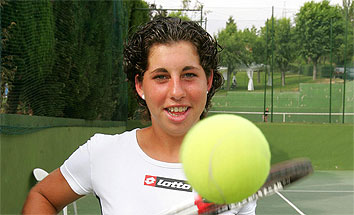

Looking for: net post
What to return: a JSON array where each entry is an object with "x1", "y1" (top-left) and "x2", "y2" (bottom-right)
[
  {"x1": 200, "y1": 5, "x2": 203, "y2": 27},
  {"x1": 342, "y1": 4, "x2": 349, "y2": 124},
  {"x1": 329, "y1": 18, "x2": 333, "y2": 123},
  {"x1": 270, "y1": 6, "x2": 274, "y2": 123},
  {"x1": 263, "y1": 19, "x2": 268, "y2": 123},
  {"x1": 0, "y1": 3, "x2": 2, "y2": 105},
  {"x1": 0, "y1": 4, "x2": 2, "y2": 88}
]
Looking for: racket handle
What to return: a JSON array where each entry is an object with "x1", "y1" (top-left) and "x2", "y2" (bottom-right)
[{"x1": 159, "y1": 196, "x2": 212, "y2": 215}]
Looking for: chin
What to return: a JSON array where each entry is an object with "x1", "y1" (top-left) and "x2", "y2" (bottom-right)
[{"x1": 165, "y1": 124, "x2": 191, "y2": 137}]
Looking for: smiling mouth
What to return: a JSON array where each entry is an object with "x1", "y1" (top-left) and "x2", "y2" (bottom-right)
[{"x1": 166, "y1": 106, "x2": 189, "y2": 116}]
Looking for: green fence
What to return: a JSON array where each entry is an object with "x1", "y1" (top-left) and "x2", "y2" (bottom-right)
[
  {"x1": 1, "y1": 114, "x2": 353, "y2": 213},
  {"x1": 0, "y1": 114, "x2": 126, "y2": 214}
]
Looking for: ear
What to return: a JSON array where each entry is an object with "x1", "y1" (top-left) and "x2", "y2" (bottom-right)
[
  {"x1": 135, "y1": 74, "x2": 144, "y2": 99},
  {"x1": 207, "y1": 70, "x2": 214, "y2": 92}
]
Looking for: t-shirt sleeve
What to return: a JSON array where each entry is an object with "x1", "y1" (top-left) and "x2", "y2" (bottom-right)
[
  {"x1": 238, "y1": 200, "x2": 256, "y2": 215},
  {"x1": 60, "y1": 136, "x2": 94, "y2": 196}
]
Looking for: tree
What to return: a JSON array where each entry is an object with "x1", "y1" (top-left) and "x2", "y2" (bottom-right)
[
  {"x1": 51, "y1": 1, "x2": 116, "y2": 120},
  {"x1": 167, "y1": 11, "x2": 191, "y2": 21},
  {"x1": 1, "y1": 0, "x2": 151, "y2": 120},
  {"x1": 295, "y1": 0, "x2": 344, "y2": 80},
  {"x1": 217, "y1": 17, "x2": 243, "y2": 90},
  {"x1": 167, "y1": 0, "x2": 205, "y2": 22},
  {"x1": 0, "y1": 5, "x2": 16, "y2": 112},
  {"x1": 336, "y1": 0, "x2": 354, "y2": 65},
  {"x1": 126, "y1": 0, "x2": 150, "y2": 33},
  {"x1": 248, "y1": 27, "x2": 265, "y2": 66},
  {"x1": 120, "y1": 0, "x2": 150, "y2": 120},
  {"x1": 3, "y1": 0, "x2": 56, "y2": 115},
  {"x1": 240, "y1": 27, "x2": 257, "y2": 67},
  {"x1": 273, "y1": 18, "x2": 296, "y2": 86},
  {"x1": 217, "y1": 17, "x2": 261, "y2": 90},
  {"x1": 343, "y1": 0, "x2": 353, "y2": 22}
]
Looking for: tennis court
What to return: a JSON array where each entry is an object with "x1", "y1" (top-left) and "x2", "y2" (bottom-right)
[
  {"x1": 257, "y1": 171, "x2": 354, "y2": 215},
  {"x1": 64, "y1": 171, "x2": 354, "y2": 215}
]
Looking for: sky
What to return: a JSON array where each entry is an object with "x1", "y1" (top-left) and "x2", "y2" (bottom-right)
[{"x1": 144, "y1": 0, "x2": 343, "y2": 36}]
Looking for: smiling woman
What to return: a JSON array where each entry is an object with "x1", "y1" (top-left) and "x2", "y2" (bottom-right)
[
  {"x1": 124, "y1": 17, "x2": 223, "y2": 121},
  {"x1": 22, "y1": 17, "x2": 257, "y2": 215},
  {"x1": 134, "y1": 41, "x2": 212, "y2": 138}
]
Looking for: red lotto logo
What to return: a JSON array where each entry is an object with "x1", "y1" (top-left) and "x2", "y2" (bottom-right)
[
  {"x1": 144, "y1": 175, "x2": 157, "y2": 186},
  {"x1": 143, "y1": 175, "x2": 192, "y2": 192}
]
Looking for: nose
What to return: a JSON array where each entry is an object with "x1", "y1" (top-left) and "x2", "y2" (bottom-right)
[{"x1": 170, "y1": 76, "x2": 185, "y2": 101}]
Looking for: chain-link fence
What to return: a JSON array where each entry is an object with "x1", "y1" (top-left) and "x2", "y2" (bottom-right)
[{"x1": 0, "y1": 0, "x2": 152, "y2": 134}]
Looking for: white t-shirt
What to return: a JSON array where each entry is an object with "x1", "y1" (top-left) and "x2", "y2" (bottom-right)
[{"x1": 60, "y1": 129, "x2": 256, "y2": 214}]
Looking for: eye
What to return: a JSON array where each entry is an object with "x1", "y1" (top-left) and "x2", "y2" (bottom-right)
[
  {"x1": 183, "y1": 73, "x2": 197, "y2": 79},
  {"x1": 153, "y1": 74, "x2": 169, "y2": 81}
]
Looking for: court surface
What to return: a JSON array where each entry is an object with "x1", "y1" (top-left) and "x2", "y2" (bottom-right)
[
  {"x1": 65, "y1": 171, "x2": 354, "y2": 215},
  {"x1": 257, "y1": 171, "x2": 354, "y2": 215}
]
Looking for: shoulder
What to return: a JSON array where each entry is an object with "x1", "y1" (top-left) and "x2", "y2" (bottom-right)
[
  {"x1": 85, "y1": 129, "x2": 139, "y2": 152},
  {"x1": 89, "y1": 129, "x2": 138, "y2": 144}
]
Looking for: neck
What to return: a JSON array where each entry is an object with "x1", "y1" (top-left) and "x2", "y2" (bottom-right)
[{"x1": 137, "y1": 126, "x2": 185, "y2": 163}]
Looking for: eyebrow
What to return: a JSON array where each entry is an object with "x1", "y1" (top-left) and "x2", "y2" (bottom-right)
[
  {"x1": 151, "y1": 66, "x2": 198, "y2": 73},
  {"x1": 182, "y1": 66, "x2": 198, "y2": 71},
  {"x1": 151, "y1": 68, "x2": 168, "y2": 73}
]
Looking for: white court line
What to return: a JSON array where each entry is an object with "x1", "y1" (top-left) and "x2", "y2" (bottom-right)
[
  {"x1": 276, "y1": 191, "x2": 306, "y2": 215},
  {"x1": 299, "y1": 183, "x2": 351, "y2": 188}
]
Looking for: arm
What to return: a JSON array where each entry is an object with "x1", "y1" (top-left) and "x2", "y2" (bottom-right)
[{"x1": 22, "y1": 168, "x2": 83, "y2": 214}]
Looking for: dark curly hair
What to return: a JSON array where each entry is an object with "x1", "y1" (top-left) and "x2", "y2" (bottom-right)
[{"x1": 124, "y1": 17, "x2": 223, "y2": 120}]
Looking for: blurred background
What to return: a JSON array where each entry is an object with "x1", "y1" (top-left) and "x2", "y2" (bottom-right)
[
  {"x1": 1, "y1": 0, "x2": 353, "y2": 125},
  {"x1": 0, "y1": 0, "x2": 353, "y2": 214}
]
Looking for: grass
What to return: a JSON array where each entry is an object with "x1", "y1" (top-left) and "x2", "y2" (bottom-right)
[
  {"x1": 223, "y1": 70, "x2": 345, "y2": 92},
  {"x1": 212, "y1": 71, "x2": 354, "y2": 123}
]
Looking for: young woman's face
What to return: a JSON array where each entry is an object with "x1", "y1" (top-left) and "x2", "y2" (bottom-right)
[{"x1": 135, "y1": 41, "x2": 213, "y2": 137}]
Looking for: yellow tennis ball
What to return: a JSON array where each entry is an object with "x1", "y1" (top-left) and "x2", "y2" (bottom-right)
[{"x1": 180, "y1": 114, "x2": 271, "y2": 204}]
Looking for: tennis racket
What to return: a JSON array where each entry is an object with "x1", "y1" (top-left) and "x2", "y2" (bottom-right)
[{"x1": 159, "y1": 158, "x2": 313, "y2": 215}]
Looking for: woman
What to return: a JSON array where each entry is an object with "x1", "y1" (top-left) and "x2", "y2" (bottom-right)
[{"x1": 22, "y1": 17, "x2": 256, "y2": 214}]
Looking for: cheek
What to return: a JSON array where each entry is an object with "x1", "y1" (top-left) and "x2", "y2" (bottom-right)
[
  {"x1": 188, "y1": 84, "x2": 208, "y2": 101},
  {"x1": 144, "y1": 85, "x2": 167, "y2": 105}
]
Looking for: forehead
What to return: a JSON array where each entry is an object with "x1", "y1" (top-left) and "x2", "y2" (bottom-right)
[
  {"x1": 148, "y1": 40, "x2": 198, "y2": 57},
  {"x1": 147, "y1": 41, "x2": 200, "y2": 65}
]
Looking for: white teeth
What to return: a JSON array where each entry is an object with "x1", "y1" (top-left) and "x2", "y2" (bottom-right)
[{"x1": 168, "y1": 107, "x2": 187, "y2": 113}]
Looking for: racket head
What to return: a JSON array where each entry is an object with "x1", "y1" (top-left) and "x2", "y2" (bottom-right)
[
  {"x1": 201, "y1": 158, "x2": 314, "y2": 214},
  {"x1": 160, "y1": 158, "x2": 313, "y2": 215},
  {"x1": 263, "y1": 157, "x2": 313, "y2": 188}
]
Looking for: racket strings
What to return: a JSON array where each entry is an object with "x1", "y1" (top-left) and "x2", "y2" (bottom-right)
[
  {"x1": 160, "y1": 158, "x2": 313, "y2": 215},
  {"x1": 200, "y1": 159, "x2": 313, "y2": 215},
  {"x1": 198, "y1": 180, "x2": 285, "y2": 215}
]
